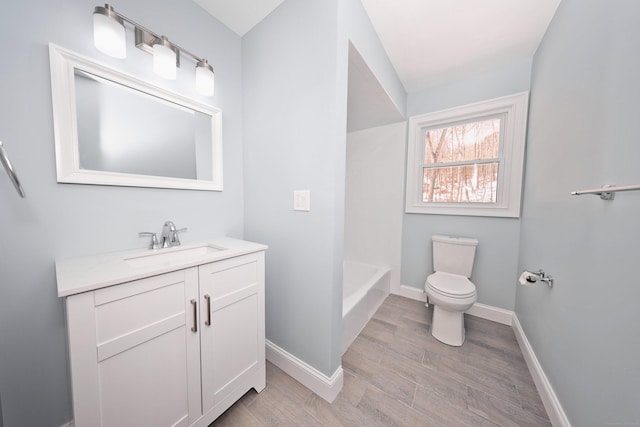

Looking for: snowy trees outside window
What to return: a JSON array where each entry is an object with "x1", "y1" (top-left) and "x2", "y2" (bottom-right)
[{"x1": 405, "y1": 93, "x2": 529, "y2": 218}]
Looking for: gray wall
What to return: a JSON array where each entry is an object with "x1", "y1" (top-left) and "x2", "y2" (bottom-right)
[
  {"x1": 242, "y1": 0, "x2": 404, "y2": 378},
  {"x1": 516, "y1": 0, "x2": 640, "y2": 425},
  {"x1": 243, "y1": 0, "x2": 346, "y2": 378},
  {"x1": 0, "y1": 1, "x2": 243, "y2": 425},
  {"x1": 400, "y1": 58, "x2": 532, "y2": 310}
]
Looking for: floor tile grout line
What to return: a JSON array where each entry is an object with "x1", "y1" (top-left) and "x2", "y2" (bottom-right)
[{"x1": 410, "y1": 382, "x2": 418, "y2": 409}]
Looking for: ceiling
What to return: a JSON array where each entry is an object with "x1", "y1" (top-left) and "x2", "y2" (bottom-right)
[
  {"x1": 193, "y1": 0, "x2": 286, "y2": 37},
  {"x1": 195, "y1": 0, "x2": 560, "y2": 93},
  {"x1": 361, "y1": 0, "x2": 561, "y2": 93},
  {"x1": 195, "y1": 0, "x2": 561, "y2": 130}
]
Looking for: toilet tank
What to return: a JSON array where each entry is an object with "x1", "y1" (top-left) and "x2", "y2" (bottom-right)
[{"x1": 432, "y1": 235, "x2": 478, "y2": 278}]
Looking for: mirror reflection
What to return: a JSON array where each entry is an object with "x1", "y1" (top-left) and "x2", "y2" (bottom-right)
[{"x1": 74, "y1": 70, "x2": 213, "y2": 180}]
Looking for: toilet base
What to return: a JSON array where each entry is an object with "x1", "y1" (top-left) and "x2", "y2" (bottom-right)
[{"x1": 431, "y1": 305, "x2": 466, "y2": 346}]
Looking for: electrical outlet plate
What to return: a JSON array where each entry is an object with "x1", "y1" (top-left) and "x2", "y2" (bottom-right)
[{"x1": 293, "y1": 190, "x2": 311, "y2": 211}]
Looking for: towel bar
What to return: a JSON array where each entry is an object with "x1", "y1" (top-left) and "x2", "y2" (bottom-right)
[
  {"x1": 571, "y1": 184, "x2": 640, "y2": 200},
  {"x1": 0, "y1": 140, "x2": 25, "y2": 198}
]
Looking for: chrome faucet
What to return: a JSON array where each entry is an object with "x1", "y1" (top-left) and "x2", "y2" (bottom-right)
[
  {"x1": 139, "y1": 221, "x2": 187, "y2": 250},
  {"x1": 138, "y1": 231, "x2": 161, "y2": 249},
  {"x1": 160, "y1": 221, "x2": 187, "y2": 248}
]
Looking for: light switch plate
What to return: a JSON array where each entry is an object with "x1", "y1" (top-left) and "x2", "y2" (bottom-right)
[{"x1": 293, "y1": 190, "x2": 311, "y2": 211}]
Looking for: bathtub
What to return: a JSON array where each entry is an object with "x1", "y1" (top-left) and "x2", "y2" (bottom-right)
[{"x1": 342, "y1": 261, "x2": 390, "y2": 354}]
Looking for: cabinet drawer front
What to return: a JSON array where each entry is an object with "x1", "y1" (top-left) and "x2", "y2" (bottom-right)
[
  {"x1": 199, "y1": 255, "x2": 258, "y2": 298},
  {"x1": 94, "y1": 271, "x2": 187, "y2": 348},
  {"x1": 94, "y1": 270, "x2": 185, "y2": 305}
]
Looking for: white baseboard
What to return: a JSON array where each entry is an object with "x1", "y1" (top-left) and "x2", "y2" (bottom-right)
[
  {"x1": 394, "y1": 286, "x2": 513, "y2": 325},
  {"x1": 396, "y1": 284, "x2": 427, "y2": 302},
  {"x1": 59, "y1": 422, "x2": 74, "y2": 427},
  {"x1": 465, "y1": 302, "x2": 513, "y2": 326},
  {"x1": 265, "y1": 340, "x2": 343, "y2": 403},
  {"x1": 512, "y1": 315, "x2": 571, "y2": 427}
]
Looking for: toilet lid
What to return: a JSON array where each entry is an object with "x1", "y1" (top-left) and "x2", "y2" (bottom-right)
[{"x1": 427, "y1": 272, "x2": 476, "y2": 297}]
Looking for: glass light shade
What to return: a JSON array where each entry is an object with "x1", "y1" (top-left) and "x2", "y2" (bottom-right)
[
  {"x1": 195, "y1": 61, "x2": 215, "y2": 97},
  {"x1": 93, "y1": 9, "x2": 126, "y2": 59},
  {"x1": 153, "y1": 38, "x2": 177, "y2": 80}
]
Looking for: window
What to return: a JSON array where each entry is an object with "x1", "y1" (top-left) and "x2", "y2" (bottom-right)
[{"x1": 405, "y1": 92, "x2": 528, "y2": 217}]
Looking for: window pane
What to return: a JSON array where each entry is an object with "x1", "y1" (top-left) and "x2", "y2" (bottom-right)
[
  {"x1": 423, "y1": 118, "x2": 501, "y2": 164},
  {"x1": 422, "y1": 163, "x2": 499, "y2": 203}
]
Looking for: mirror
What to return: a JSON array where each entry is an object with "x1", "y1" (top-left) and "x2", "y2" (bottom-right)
[{"x1": 49, "y1": 44, "x2": 223, "y2": 191}]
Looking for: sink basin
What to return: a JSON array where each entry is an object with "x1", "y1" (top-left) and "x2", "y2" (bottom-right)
[{"x1": 124, "y1": 244, "x2": 226, "y2": 268}]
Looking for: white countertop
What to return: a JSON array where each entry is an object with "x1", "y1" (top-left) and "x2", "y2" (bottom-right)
[{"x1": 56, "y1": 237, "x2": 268, "y2": 297}]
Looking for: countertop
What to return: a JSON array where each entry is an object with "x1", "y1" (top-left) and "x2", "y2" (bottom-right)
[{"x1": 56, "y1": 237, "x2": 268, "y2": 297}]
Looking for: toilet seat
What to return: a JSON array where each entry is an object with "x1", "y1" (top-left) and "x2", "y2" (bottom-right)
[{"x1": 427, "y1": 272, "x2": 476, "y2": 298}]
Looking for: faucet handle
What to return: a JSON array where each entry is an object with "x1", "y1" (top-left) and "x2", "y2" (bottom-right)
[
  {"x1": 171, "y1": 227, "x2": 188, "y2": 246},
  {"x1": 139, "y1": 232, "x2": 161, "y2": 250}
]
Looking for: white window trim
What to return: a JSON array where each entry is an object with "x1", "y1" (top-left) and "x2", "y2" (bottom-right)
[{"x1": 405, "y1": 92, "x2": 529, "y2": 218}]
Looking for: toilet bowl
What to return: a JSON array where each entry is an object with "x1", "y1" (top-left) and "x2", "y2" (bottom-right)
[
  {"x1": 425, "y1": 235, "x2": 478, "y2": 346},
  {"x1": 426, "y1": 272, "x2": 477, "y2": 346}
]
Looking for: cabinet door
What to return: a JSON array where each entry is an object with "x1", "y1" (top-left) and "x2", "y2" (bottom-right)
[
  {"x1": 199, "y1": 253, "x2": 265, "y2": 416},
  {"x1": 66, "y1": 268, "x2": 201, "y2": 427}
]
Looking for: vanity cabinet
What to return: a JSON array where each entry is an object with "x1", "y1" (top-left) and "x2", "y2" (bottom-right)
[
  {"x1": 199, "y1": 254, "x2": 265, "y2": 418},
  {"x1": 62, "y1": 249, "x2": 265, "y2": 427},
  {"x1": 198, "y1": 254, "x2": 266, "y2": 423}
]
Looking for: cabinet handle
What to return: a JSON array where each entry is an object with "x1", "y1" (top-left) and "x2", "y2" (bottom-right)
[
  {"x1": 190, "y1": 299, "x2": 197, "y2": 333},
  {"x1": 204, "y1": 294, "x2": 211, "y2": 326}
]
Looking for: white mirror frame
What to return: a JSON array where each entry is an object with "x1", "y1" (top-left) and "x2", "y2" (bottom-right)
[{"x1": 49, "y1": 43, "x2": 223, "y2": 191}]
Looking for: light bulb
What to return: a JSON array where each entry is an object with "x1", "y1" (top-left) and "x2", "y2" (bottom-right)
[
  {"x1": 153, "y1": 37, "x2": 177, "y2": 80},
  {"x1": 195, "y1": 60, "x2": 215, "y2": 96},
  {"x1": 93, "y1": 5, "x2": 126, "y2": 59}
]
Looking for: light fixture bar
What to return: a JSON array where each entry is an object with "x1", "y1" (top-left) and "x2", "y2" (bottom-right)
[
  {"x1": 100, "y1": 4, "x2": 207, "y2": 66},
  {"x1": 135, "y1": 28, "x2": 180, "y2": 67},
  {"x1": 93, "y1": 4, "x2": 215, "y2": 95}
]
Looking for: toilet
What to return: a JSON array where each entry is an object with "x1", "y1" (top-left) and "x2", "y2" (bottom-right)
[{"x1": 425, "y1": 235, "x2": 478, "y2": 346}]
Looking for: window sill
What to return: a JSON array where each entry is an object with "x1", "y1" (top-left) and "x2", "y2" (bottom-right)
[{"x1": 405, "y1": 203, "x2": 521, "y2": 218}]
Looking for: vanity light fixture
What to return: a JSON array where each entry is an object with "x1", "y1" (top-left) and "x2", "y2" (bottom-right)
[
  {"x1": 93, "y1": 5, "x2": 126, "y2": 58},
  {"x1": 92, "y1": 3, "x2": 215, "y2": 96},
  {"x1": 153, "y1": 36, "x2": 178, "y2": 80},
  {"x1": 195, "y1": 60, "x2": 215, "y2": 97}
]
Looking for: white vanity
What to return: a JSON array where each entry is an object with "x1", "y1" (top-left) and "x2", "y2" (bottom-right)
[{"x1": 56, "y1": 237, "x2": 267, "y2": 427}]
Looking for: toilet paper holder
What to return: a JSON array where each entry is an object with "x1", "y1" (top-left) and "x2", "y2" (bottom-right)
[{"x1": 524, "y1": 270, "x2": 554, "y2": 288}]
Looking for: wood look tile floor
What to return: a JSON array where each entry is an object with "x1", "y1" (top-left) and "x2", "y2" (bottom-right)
[{"x1": 211, "y1": 295, "x2": 551, "y2": 426}]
